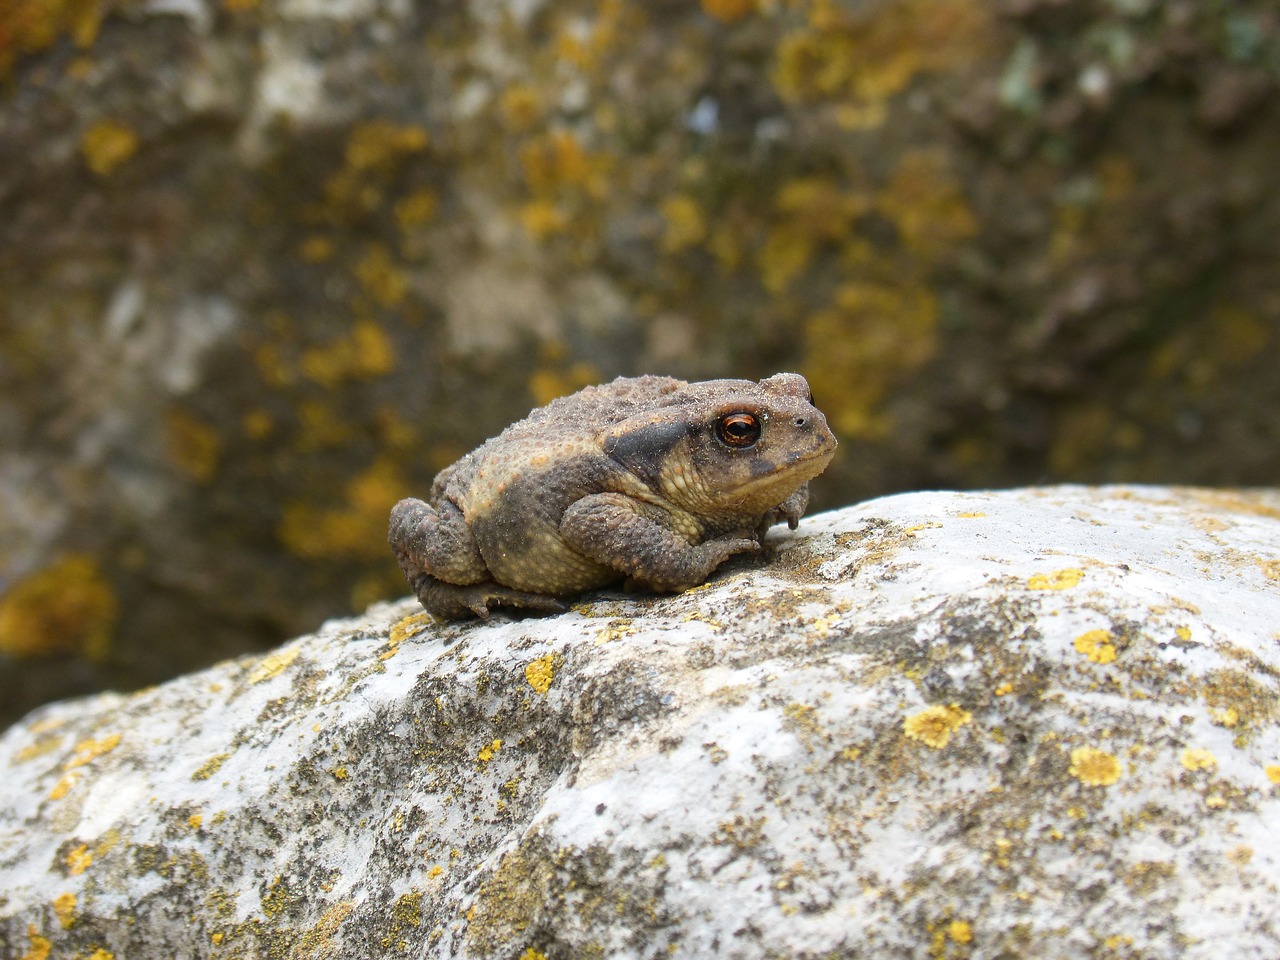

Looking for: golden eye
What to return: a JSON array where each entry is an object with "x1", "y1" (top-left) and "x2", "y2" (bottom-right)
[{"x1": 716, "y1": 412, "x2": 761, "y2": 448}]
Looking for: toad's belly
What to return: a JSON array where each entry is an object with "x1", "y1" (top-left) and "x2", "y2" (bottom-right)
[{"x1": 472, "y1": 514, "x2": 616, "y2": 595}]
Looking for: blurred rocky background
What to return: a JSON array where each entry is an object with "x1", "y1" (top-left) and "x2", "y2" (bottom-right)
[{"x1": 1, "y1": 0, "x2": 1277, "y2": 728}]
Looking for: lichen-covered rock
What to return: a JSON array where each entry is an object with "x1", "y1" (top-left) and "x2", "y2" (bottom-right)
[{"x1": 2, "y1": 486, "x2": 1278, "y2": 958}]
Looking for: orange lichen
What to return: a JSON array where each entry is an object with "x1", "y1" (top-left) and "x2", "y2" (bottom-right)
[
  {"x1": 525, "y1": 655, "x2": 556, "y2": 695},
  {"x1": 167, "y1": 408, "x2": 222, "y2": 483},
  {"x1": 1073, "y1": 629, "x2": 1117, "y2": 665},
  {"x1": 1027, "y1": 568, "x2": 1082, "y2": 591},
  {"x1": 701, "y1": 0, "x2": 756, "y2": 24},
  {"x1": 81, "y1": 120, "x2": 139, "y2": 176},
  {"x1": 0, "y1": 554, "x2": 118, "y2": 659},
  {"x1": 1180, "y1": 748, "x2": 1217, "y2": 772},
  {"x1": 1069, "y1": 746, "x2": 1121, "y2": 787},
  {"x1": 904, "y1": 704, "x2": 972, "y2": 749}
]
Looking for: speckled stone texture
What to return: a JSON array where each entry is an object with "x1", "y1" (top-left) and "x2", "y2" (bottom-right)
[{"x1": 1, "y1": 486, "x2": 1278, "y2": 959}]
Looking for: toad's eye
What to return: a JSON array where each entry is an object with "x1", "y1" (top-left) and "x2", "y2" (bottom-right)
[{"x1": 716, "y1": 412, "x2": 761, "y2": 448}]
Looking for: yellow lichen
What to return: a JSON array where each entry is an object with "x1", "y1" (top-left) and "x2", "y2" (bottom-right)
[
  {"x1": 278, "y1": 456, "x2": 410, "y2": 561},
  {"x1": 1028, "y1": 568, "x2": 1083, "y2": 591},
  {"x1": 393, "y1": 188, "x2": 439, "y2": 232},
  {"x1": 247, "y1": 646, "x2": 300, "y2": 685},
  {"x1": 192, "y1": 752, "x2": 232, "y2": 782},
  {"x1": 525, "y1": 654, "x2": 556, "y2": 696},
  {"x1": 0, "y1": 554, "x2": 118, "y2": 659},
  {"x1": 1266, "y1": 765, "x2": 1280, "y2": 784},
  {"x1": 1211, "y1": 707, "x2": 1239, "y2": 728},
  {"x1": 1069, "y1": 746, "x2": 1122, "y2": 787},
  {"x1": 53, "y1": 892, "x2": 75, "y2": 929},
  {"x1": 772, "y1": 0, "x2": 992, "y2": 116},
  {"x1": 68, "y1": 733, "x2": 121, "y2": 769},
  {"x1": 519, "y1": 199, "x2": 568, "y2": 239},
  {"x1": 948, "y1": 919, "x2": 972, "y2": 943},
  {"x1": 385, "y1": 613, "x2": 433, "y2": 659},
  {"x1": 477, "y1": 739, "x2": 503, "y2": 763},
  {"x1": 81, "y1": 120, "x2": 138, "y2": 176},
  {"x1": 904, "y1": 704, "x2": 972, "y2": 749},
  {"x1": 1073, "y1": 629, "x2": 1117, "y2": 665},
  {"x1": 803, "y1": 279, "x2": 939, "y2": 438},
  {"x1": 298, "y1": 235, "x2": 334, "y2": 263},
  {"x1": 188, "y1": 814, "x2": 203, "y2": 829},
  {"x1": 167, "y1": 408, "x2": 222, "y2": 484},
  {"x1": 994, "y1": 682, "x2": 1014, "y2": 696},
  {"x1": 519, "y1": 949, "x2": 548, "y2": 960},
  {"x1": 520, "y1": 130, "x2": 609, "y2": 199},
  {"x1": 48, "y1": 774, "x2": 77, "y2": 801},
  {"x1": 500, "y1": 85, "x2": 542, "y2": 131},
  {"x1": 354, "y1": 245, "x2": 409, "y2": 310},
  {"x1": 660, "y1": 195, "x2": 708, "y2": 254},
  {"x1": 300, "y1": 319, "x2": 395, "y2": 387},
  {"x1": 528, "y1": 358, "x2": 600, "y2": 408},
  {"x1": 877, "y1": 150, "x2": 977, "y2": 262},
  {"x1": 0, "y1": 0, "x2": 103, "y2": 74},
  {"x1": 66, "y1": 844, "x2": 93, "y2": 876},
  {"x1": 19, "y1": 925, "x2": 51, "y2": 960},
  {"x1": 1180, "y1": 748, "x2": 1217, "y2": 772},
  {"x1": 324, "y1": 121, "x2": 428, "y2": 215},
  {"x1": 15, "y1": 736, "x2": 63, "y2": 763}
]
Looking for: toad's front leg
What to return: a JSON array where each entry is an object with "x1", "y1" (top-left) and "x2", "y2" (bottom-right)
[{"x1": 560, "y1": 493, "x2": 759, "y2": 593}]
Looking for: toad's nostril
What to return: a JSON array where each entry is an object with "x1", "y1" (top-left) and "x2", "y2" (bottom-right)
[{"x1": 795, "y1": 417, "x2": 807, "y2": 427}]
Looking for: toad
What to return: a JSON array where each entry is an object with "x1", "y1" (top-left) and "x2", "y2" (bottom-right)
[{"x1": 389, "y1": 373, "x2": 837, "y2": 619}]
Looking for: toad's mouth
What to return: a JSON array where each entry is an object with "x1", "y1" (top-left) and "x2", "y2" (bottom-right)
[{"x1": 731, "y1": 442, "x2": 837, "y2": 494}]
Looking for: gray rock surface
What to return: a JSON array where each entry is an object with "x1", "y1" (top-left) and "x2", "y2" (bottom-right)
[{"x1": 2, "y1": 485, "x2": 1279, "y2": 958}]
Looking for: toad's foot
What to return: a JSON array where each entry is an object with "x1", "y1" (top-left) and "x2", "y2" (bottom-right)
[{"x1": 410, "y1": 574, "x2": 568, "y2": 620}]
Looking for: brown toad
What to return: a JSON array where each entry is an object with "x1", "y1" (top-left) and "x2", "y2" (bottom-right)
[{"x1": 388, "y1": 373, "x2": 837, "y2": 619}]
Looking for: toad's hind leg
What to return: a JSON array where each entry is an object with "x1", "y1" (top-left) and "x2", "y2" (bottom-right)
[
  {"x1": 389, "y1": 497, "x2": 488, "y2": 585},
  {"x1": 412, "y1": 576, "x2": 568, "y2": 620}
]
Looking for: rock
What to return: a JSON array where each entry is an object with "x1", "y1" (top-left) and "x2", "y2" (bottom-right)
[{"x1": 2, "y1": 485, "x2": 1279, "y2": 958}]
